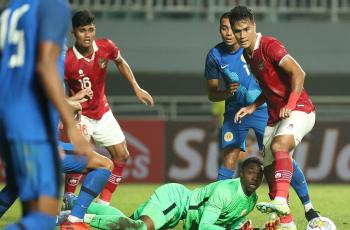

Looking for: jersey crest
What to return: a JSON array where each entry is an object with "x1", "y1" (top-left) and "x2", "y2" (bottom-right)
[{"x1": 98, "y1": 58, "x2": 107, "y2": 69}]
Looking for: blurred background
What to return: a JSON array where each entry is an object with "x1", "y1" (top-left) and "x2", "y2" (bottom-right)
[
  {"x1": 62, "y1": 0, "x2": 350, "y2": 184},
  {"x1": 4, "y1": 0, "x2": 349, "y2": 184}
]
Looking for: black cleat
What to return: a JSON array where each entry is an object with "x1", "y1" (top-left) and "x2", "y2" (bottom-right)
[{"x1": 305, "y1": 209, "x2": 321, "y2": 221}]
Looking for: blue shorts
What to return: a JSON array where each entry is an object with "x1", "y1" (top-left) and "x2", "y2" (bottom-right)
[
  {"x1": 60, "y1": 141, "x2": 88, "y2": 173},
  {"x1": 0, "y1": 139, "x2": 61, "y2": 201},
  {"x1": 220, "y1": 107, "x2": 268, "y2": 151}
]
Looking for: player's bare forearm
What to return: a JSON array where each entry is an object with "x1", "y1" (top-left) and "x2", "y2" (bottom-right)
[
  {"x1": 115, "y1": 58, "x2": 154, "y2": 106},
  {"x1": 115, "y1": 57, "x2": 139, "y2": 89},
  {"x1": 208, "y1": 90, "x2": 233, "y2": 102},
  {"x1": 252, "y1": 93, "x2": 266, "y2": 108},
  {"x1": 207, "y1": 79, "x2": 238, "y2": 102}
]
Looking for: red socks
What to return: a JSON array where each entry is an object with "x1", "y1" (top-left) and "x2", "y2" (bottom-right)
[
  {"x1": 99, "y1": 160, "x2": 125, "y2": 202},
  {"x1": 64, "y1": 173, "x2": 83, "y2": 194},
  {"x1": 274, "y1": 151, "x2": 293, "y2": 198}
]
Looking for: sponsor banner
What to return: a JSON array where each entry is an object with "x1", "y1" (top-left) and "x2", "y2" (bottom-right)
[
  {"x1": 165, "y1": 121, "x2": 220, "y2": 182},
  {"x1": 293, "y1": 122, "x2": 350, "y2": 183},
  {"x1": 165, "y1": 121, "x2": 350, "y2": 183},
  {"x1": 119, "y1": 119, "x2": 165, "y2": 183}
]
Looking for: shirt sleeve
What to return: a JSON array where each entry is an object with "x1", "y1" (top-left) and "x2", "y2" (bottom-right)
[
  {"x1": 37, "y1": 0, "x2": 70, "y2": 47},
  {"x1": 198, "y1": 186, "x2": 230, "y2": 229},
  {"x1": 106, "y1": 39, "x2": 120, "y2": 60},
  {"x1": 265, "y1": 39, "x2": 289, "y2": 66},
  {"x1": 204, "y1": 50, "x2": 220, "y2": 80}
]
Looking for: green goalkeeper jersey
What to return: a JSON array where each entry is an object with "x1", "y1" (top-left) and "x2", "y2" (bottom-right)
[{"x1": 184, "y1": 178, "x2": 258, "y2": 230}]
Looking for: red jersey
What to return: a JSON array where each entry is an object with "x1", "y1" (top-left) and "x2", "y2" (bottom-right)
[
  {"x1": 65, "y1": 39, "x2": 120, "y2": 119},
  {"x1": 243, "y1": 33, "x2": 315, "y2": 125}
]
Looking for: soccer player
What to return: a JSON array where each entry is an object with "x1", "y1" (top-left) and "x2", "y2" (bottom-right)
[
  {"x1": 64, "y1": 9, "x2": 154, "y2": 206},
  {"x1": 60, "y1": 157, "x2": 279, "y2": 230},
  {"x1": 206, "y1": 12, "x2": 321, "y2": 229},
  {"x1": 205, "y1": 12, "x2": 267, "y2": 180},
  {"x1": 0, "y1": 0, "x2": 92, "y2": 229},
  {"x1": 230, "y1": 5, "x2": 316, "y2": 222}
]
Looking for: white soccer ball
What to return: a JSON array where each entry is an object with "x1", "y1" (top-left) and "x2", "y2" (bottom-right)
[{"x1": 306, "y1": 217, "x2": 336, "y2": 230}]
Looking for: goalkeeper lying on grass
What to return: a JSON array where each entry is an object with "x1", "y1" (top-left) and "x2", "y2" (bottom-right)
[{"x1": 59, "y1": 157, "x2": 279, "y2": 230}]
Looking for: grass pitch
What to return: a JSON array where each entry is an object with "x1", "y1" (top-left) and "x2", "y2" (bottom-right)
[{"x1": 1, "y1": 183, "x2": 349, "y2": 229}]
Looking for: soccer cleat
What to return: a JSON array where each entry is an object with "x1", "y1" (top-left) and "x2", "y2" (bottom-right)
[
  {"x1": 62, "y1": 192, "x2": 78, "y2": 211},
  {"x1": 56, "y1": 210, "x2": 71, "y2": 226},
  {"x1": 305, "y1": 208, "x2": 321, "y2": 221},
  {"x1": 256, "y1": 200, "x2": 290, "y2": 216},
  {"x1": 280, "y1": 222, "x2": 297, "y2": 230},
  {"x1": 60, "y1": 221, "x2": 90, "y2": 230}
]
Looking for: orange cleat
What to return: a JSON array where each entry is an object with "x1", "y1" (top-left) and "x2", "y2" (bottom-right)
[{"x1": 61, "y1": 221, "x2": 90, "y2": 230}]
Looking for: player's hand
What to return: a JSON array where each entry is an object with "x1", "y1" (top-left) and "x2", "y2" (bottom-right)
[
  {"x1": 234, "y1": 104, "x2": 256, "y2": 123},
  {"x1": 229, "y1": 82, "x2": 240, "y2": 95},
  {"x1": 279, "y1": 107, "x2": 292, "y2": 119},
  {"x1": 239, "y1": 219, "x2": 253, "y2": 230},
  {"x1": 74, "y1": 87, "x2": 93, "y2": 102},
  {"x1": 135, "y1": 87, "x2": 154, "y2": 106},
  {"x1": 66, "y1": 124, "x2": 93, "y2": 156}
]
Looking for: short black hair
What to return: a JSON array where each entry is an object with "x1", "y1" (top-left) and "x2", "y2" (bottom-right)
[
  {"x1": 229, "y1": 6, "x2": 255, "y2": 26},
  {"x1": 241, "y1": 157, "x2": 263, "y2": 171},
  {"x1": 219, "y1": 12, "x2": 231, "y2": 25},
  {"x1": 72, "y1": 10, "x2": 95, "y2": 28}
]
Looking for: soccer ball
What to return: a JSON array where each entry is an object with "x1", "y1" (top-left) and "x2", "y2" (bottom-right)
[{"x1": 306, "y1": 217, "x2": 336, "y2": 230}]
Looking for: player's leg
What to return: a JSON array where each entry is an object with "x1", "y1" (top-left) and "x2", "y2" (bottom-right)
[
  {"x1": 64, "y1": 173, "x2": 83, "y2": 194},
  {"x1": 60, "y1": 151, "x2": 112, "y2": 228},
  {"x1": 264, "y1": 164, "x2": 297, "y2": 230},
  {"x1": 217, "y1": 116, "x2": 246, "y2": 180},
  {"x1": 3, "y1": 140, "x2": 61, "y2": 230},
  {"x1": 90, "y1": 111, "x2": 129, "y2": 205},
  {"x1": 258, "y1": 111, "x2": 315, "y2": 216},
  {"x1": 63, "y1": 146, "x2": 110, "y2": 194}
]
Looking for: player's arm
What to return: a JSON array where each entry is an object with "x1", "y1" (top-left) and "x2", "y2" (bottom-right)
[
  {"x1": 36, "y1": 42, "x2": 92, "y2": 155},
  {"x1": 198, "y1": 186, "x2": 239, "y2": 230},
  {"x1": 114, "y1": 55, "x2": 154, "y2": 106},
  {"x1": 207, "y1": 79, "x2": 239, "y2": 102},
  {"x1": 278, "y1": 55, "x2": 305, "y2": 118},
  {"x1": 234, "y1": 93, "x2": 266, "y2": 123}
]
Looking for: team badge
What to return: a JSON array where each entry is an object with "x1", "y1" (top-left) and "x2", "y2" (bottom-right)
[
  {"x1": 98, "y1": 58, "x2": 107, "y2": 69},
  {"x1": 224, "y1": 132, "x2": 234, "y2": 142},
  {"x1": 257, "y1": 60, "x2": 264, "y2": 70}
]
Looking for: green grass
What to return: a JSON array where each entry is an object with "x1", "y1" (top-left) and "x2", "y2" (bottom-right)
[{"x1": 1, "y1": 183, "x2": 349, "y2": 229}]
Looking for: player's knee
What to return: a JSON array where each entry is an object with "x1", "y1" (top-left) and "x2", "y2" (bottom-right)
[
  {"x1": 117, "y1": 150, "x2": 130, "y2": 163},
  {"x1": 270, "y1": 139, "x2": 290, "y2": 153}
]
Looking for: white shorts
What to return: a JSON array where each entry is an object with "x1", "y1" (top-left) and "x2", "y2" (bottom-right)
[
  {"x1": 80, "y1": 110, "x2": 125, "y2": 147},
  {"x1": 263, "y1": 111, "x2": 315, "y2": 166}
]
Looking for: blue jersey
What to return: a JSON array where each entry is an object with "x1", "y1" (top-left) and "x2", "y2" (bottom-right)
[
  {"x1": 204, "y1": 43, "x2": 265, "y2": 116},
  {"x1": 0, "y1": 0, "x2": 70, "y2": 141}
]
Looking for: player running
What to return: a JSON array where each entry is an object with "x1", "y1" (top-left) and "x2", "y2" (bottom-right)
[
  {"x1": 64, "y1": 10, "x2": 154, "y2": 206},
  {"x1": 59, "y1": 157, "x2": 281, "y2": 230}
]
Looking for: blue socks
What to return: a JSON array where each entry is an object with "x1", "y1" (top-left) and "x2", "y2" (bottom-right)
[
  {"x1": 0, "y1": 185, "x2": 18, "y2": 217},
  {"x1": 217, "y1": 167, "x2": 235, "y2": 180},
  {"x1": 71, "y1": 168, "x2": 111, "y2": 219},
  {"x1": 291, "y1": 160, "x2": 310, "y2": 205},
  {"x1": 5, "y1": 211, "x2": 56, "y2": 230}
]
